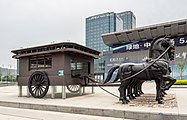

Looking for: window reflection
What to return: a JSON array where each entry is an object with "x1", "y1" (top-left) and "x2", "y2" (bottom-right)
[
  {"x1": 30, "y1": 55, "x2": 52, "y2": 70},
  {"x1": 70, "y1": 59, "x2": 90, "y2": 78}
]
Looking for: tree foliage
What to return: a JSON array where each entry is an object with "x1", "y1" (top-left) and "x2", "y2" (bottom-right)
[{"x1": 177, "y1": 61, "x2": 186, "y2": 80}]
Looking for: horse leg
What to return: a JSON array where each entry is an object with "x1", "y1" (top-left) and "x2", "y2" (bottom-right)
[
  {"x1": 162, "y1": 89, "x2": 167, "y2": 95},
  {"x1": 125, "y1": 82, "x2": 130, "y2": 103},
  {"x1": 155, "y1": 80, "x2": 164, "y2": 104},
  {"x1": 139, "y1": 81, "x2": 144, "y2": 94},
  {"x1": 160, "y1": 80, "x2": 167, "y2": 95},
  {"x1": 127, "y1": 85, "x2": 133, "y2": 100},
  {"x1": 134, "y1": 80, "x2": 140, "y2": 97},
  {"x1": 162, "y1": 75, "x2": 176, "y2": 91},
  {"x1": 136, "y1": 81, "x2": 141, "y2": 95},
  {"x1": 136, "y1": 80, "x2": 142, "y2": 96},
  {"x1": 118, "y1": 83, "x2": 124, "y2": 102},
  {"x1": 127, "y1": 79, "x2": 135, "y2": 100},
  {"x1": 119, "y1": 80, "x2": 130, "y2": 104},
  {"x1": 160, "y1": 80, "x2": 166, "y2": 97},
  {"x1": 130, "y1": 80, "x2": 136, "y2": 99},
  {"x1": 133, "y1": 80, "x2": 138, "y2": 97},
  {"x1": 125, "y1": 79, "x2": 132, "y2": 103}
]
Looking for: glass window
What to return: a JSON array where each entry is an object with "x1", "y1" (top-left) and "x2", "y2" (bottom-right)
[
  {"x1": 29, "y1": 55, "x2": 52, "y2": 70},
  {"x1": 30, "y1": 59, "x2": 37, "y2": 69},
  {"x1": 45, "y1": 57, "x2": 52, "y2": 67},
  {"x1": 38, "y1": 58, "x2": 45, "y2": 68},
  {"x1": 70, "y1": 59, "x2": 90, "y2": 78}
]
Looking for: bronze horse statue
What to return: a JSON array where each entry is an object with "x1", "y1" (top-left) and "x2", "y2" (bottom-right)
[
  {"x1": 149, "y1": 36, "x2": 175, "y2": 96},
  {"x1": 104, "y1": 37, "x2": 176, "y2": 104},
  {"x1": 127, "y1": 36, "x2": 175, "y2": 100}
]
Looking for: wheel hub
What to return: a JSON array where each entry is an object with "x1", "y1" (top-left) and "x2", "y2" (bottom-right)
[{"x1": 36, "y1": 82, "x2": 41, "y2": 88}]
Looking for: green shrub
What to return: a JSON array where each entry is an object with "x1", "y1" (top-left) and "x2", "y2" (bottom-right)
[
  {"x1": 174, "y1": 80, "x2": 187, "y2": 85},
  {"x1": 1, "y1": 76, "x2": 17, "y2": 82},
  {"x1": 166, "y1": 80, "x2": 187, "y2": 85}
]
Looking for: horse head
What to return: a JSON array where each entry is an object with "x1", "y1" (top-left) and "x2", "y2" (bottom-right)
[
  {"x1": 161, "y1": 37, "x2": 175, "y2": 61},
  {"x1": 149, "y1": 36, "x2": 175, "y2": 61}
]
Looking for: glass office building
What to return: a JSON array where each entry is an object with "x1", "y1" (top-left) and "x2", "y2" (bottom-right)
[
  {"x1": 85, "y1": 11, "x2": 136, "y2": 79},
  {"x1": 117, "y1": 11, "x2": 136, "y2": 29}
]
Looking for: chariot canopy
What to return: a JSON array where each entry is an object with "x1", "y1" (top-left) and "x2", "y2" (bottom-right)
[
  {"x1": 102, "y1": 19, "x2": 187, "y2": 47},
  {"x1": 12, "y1": 42, "x2": 100, "y2": 59}
]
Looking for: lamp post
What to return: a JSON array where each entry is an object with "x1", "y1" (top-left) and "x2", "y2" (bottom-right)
[
  {"x1": 0, "y1": 67, "x2": 2, "y2": 82},
  {"x1": 7, "y1": 67, "x2": 9, "y2": 84},
  {"x1": 9, "y1": 65, "x2": 12, "y2": 82}
]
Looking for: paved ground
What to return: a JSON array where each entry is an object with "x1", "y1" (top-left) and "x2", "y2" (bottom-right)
[
  {"x1": 0, "y1": 82, "x2": 187, "y2": 120},
  {"x1": 0, "y1": 106, "x2": 125, "y2": 120}
]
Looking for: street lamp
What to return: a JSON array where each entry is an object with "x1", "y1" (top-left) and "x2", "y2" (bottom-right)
[{"x1": 0, "y1": 67, "x2": 2, "y2": 82}]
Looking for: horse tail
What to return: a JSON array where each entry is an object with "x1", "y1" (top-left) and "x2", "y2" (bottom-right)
[
  {"x1": 104, "y1": 65, "x2": 120, "y2": 83},
  {"x1": 112, "y1": 69, "x2": 119, "y2": 83}
]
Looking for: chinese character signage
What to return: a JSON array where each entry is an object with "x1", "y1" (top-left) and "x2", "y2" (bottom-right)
[{"x1": 113, "y1": 35, "x2": 187, "y2": 53}]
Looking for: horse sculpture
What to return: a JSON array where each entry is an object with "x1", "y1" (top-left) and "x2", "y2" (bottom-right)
[
  {"x1": 128, "y1": 36, "x2": 175, "y2": 99},
  {"x1": 104, "y1": 37, "x2": 176, "y2": 104},
  {"x1": 149, "y1": 36, "x2": 175, "y2": 96}
]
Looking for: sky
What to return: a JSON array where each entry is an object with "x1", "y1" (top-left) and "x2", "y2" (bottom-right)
[{"x1": 1, "y1": 0, "x2": 187, "y2": 68}]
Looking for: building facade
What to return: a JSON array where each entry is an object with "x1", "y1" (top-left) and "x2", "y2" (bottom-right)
[
  {"x1": 117, "y1": 11, "x2": 136, "y2": 30},
  {"x1": 85, "y1": 11, "x2": 136, "y2": 78}
]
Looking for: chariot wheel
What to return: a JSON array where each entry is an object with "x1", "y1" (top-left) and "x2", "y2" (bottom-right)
[
  {"x1": 67, "y1": 85, "x2": 81, "y2": 93},
  {"x1": 28, "y1": 71, "x2": 50, "y2": 98}
]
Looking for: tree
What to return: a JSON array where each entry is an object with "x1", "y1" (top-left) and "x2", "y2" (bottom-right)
[{"x1": 177, "y1": 61, "x2": 186, "y2": 80}]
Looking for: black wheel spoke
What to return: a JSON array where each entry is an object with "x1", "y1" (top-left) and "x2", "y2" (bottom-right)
[
  {"x1": 38, "y1": 87, "x2": 42, "y2": 96},
  {"x1": 31, "y1": 86, "x2": 37, "y2": 93},
  {"x1": 40, "y1": 77, "x2": 45, "y2": 84},
  {"x1": 39, "y1": 86, "x2": 44, "y2": 94},
  {"x1": 30, "y1": 81, "x2": 36, "y2": 85},
  {"x1": 34, "y1": 88, "x2": 38, "y2": 95},
  {"x1": 41, "y1": 86, "x2": 46, "y2": 89},
  {"x1": 34, "y1": 75, "x2": 38, "y2": 82},
  {"x1": 32, "y1": 78, "x2": 36, "y2": 84}
]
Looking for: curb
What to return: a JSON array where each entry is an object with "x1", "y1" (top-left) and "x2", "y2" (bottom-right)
[
  {"x1": 171, "y1": 85, "x2": 187, "y2": 88},
  {"x1": 0, "y1": 100, "x2": 186, "y2": 120}
]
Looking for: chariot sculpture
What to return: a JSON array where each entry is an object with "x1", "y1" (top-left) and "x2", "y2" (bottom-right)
[{"x1": 12, "y1": 36, "x2": 176, "y2": 104}]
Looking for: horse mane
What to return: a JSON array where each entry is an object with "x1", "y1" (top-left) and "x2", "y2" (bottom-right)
[{"x1": 148, "y1": 35, "x2": 168, "y2": 57}]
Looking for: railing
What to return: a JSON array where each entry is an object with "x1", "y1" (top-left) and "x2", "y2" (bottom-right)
[
  {"x1": 0, "y1": 76, "x2": 17, "y2": 87},
  {"x1": 0, "y1": 81, "x2": 17, "y2": 87}
]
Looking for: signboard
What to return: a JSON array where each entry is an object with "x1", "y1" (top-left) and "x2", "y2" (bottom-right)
[
  {"x1": 113, "y1": 35, "x2": 187, "y2": 53},
  {"x1": 58, "y1": 70, "x2": 64, "y2": 76}
]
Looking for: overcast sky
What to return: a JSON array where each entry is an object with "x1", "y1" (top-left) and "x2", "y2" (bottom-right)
[{"x1": 1, "y1": 0, "x2": 187, "y2": 68}]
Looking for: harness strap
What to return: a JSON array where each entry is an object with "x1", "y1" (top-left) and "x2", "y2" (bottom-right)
[
  {"x1": 143, "y1": 63, "x2": 151, "y2": 79},
  {"x1": 118, "y1": 45, "x2": 172, "y2": 83}
]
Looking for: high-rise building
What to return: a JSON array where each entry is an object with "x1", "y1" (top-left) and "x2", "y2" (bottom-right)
[
  {"x1": 86, "y1": 12, "x2": 123, "y2": 52},
  {"x1": 85, "y1": 11, "x2": 136, "y2": 78},
  {"x1": 117, "y1": 11, "x2": 136, "y2": 29}
]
